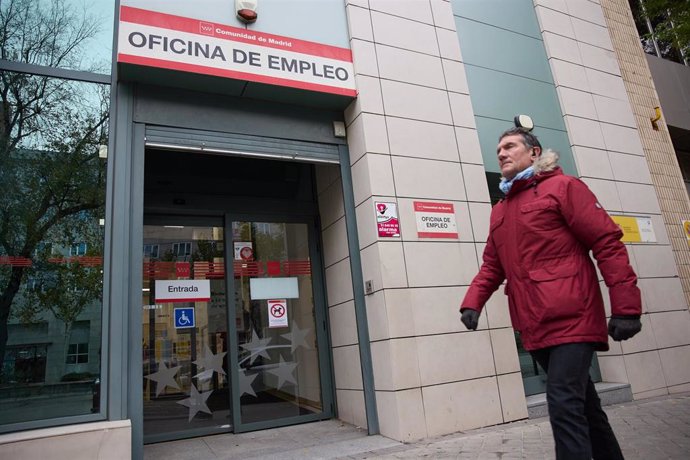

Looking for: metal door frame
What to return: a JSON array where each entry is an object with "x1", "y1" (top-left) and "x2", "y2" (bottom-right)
[
  {"x1": 123, "y1": 117, "x2": 378, "y2": 458},
  {"x1": 139, "y1": 212, "x2": 334, "y2": 440}
]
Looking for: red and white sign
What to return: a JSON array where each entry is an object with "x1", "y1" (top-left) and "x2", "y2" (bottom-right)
[
  {"x1": 267, "y1": 299, "x2": 288, "y2": 328},
  {"x1": 175, "y1": 262, "x2": 190, "y2": 278},
  {"x1": 234, "y1": 241, "x2": 253, "y2": 261},
  {"x1": 414, "y1": 201, "x2": 458, "y2": 239},
  {"x1": 375, "y1": 201, "x2": 400, "y2": 238},
  {"x1": 155, "y1": 279, "x2": 211, "y2": 303},
  {"x1": 117, "y1": 6, "x2": 356, "y2": 97}
]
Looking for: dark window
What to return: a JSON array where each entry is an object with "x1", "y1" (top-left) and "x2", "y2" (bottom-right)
[
  {"x1": 173, "y1": 242, "x2": 192, "y2": 257},
  {"x1": 144, "y1": 244, "x2": 160, "y2": 259},
  {"x1": 66, "y1": 343, "x2": 89, "y2": 364},
  {"x1": 3, "y1": 345, "x2": 48, "y2": 383},
  {"x1": 70, "y1": 243, "x2": 87, "y2": 256}
]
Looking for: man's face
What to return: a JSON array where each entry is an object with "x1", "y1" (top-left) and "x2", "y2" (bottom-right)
[{"x1": 496, "y1": 134, "x2": 538, "y2": 180}]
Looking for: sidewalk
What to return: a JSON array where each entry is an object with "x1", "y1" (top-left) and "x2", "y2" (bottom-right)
[{"x1": 144, "y1": 392, "x2": 690, "y2": 459}]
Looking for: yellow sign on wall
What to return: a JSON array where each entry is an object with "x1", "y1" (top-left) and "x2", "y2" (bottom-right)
[
  {"x1": 611, "y1": 216, "x2": 641, "y2": 242},
  {"x1": 609, "y1": 215, "x2": 656, "y2": 242},
  {"x1": 682, "y1": 220, "x2": 690, "y2": 242}
]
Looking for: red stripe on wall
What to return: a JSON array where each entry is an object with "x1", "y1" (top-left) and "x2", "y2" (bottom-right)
[
  {"x1": 417, "y1": 232, "x2": 459, "y2": 239},
  {"x1": 414, "y1": 202, "x2": 455, "y2": 213},
  {"x1": 154, "y1": 297, "x2": 211, "y2": 303}
]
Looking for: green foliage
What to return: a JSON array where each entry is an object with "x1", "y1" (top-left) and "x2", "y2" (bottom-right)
[
  {"x1": 638, "y1": 0, "x2": 690, "y2": 59},
  {"x1": 25, "y1": 260, "x2": 103, "y2": 329},
  {"x1": 192, "y1": 237, "x2": 223, "y2": 262}
]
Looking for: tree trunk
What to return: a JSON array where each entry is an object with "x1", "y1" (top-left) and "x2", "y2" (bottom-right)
[
  {"x1": 0, "y1": 266, "x2": 26, "y2": 375},
  {"x1": 62, "y1": 321, "x2": 73, "y2": 377}
]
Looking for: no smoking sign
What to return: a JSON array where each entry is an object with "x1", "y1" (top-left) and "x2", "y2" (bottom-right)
[{"x1": 268, "y1": 299, "x2": 288, "y2": 328}]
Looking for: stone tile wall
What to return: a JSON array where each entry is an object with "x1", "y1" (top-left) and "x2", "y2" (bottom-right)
[{"x1": 536, "y1": 0, "x2": 690, "y2": 398}]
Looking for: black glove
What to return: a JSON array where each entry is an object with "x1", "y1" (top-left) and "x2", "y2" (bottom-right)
[
  {"x1": 608, "y1": 315, "x2": 642, "y2": 341},
  {"x1": 460, "y1": 309, "x2": 480, "y2": 331}
]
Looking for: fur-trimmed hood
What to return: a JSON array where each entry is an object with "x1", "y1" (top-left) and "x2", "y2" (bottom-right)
[{"x1": 532, "y1": 149, "x2": 559, "y2": 175}]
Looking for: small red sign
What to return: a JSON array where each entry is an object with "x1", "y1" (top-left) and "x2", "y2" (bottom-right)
[
  {"x1": 239, "y1": 246, "x2": 254, "y2": 261},
  {"x1": 375, "y1": 201, "x2": 400, "y2": 238},
  {"x1": 267, "y1": 260, "x2": 281, "y2": 275},
  {"x1": 176, "y1": 262, "x2": 191, "y2": 278},
  {"x1": 268, "y1": 299, "x2": 289, "y2": 328},
  {"x1": 270, "y1": 303, "x2": 286, "y2": 318}
]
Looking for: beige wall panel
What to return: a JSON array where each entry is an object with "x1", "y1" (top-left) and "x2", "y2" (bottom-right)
[
  {"x1": 498, "y1": 372, "x2": 529, "y2": 422},
  {"x1": 333, "y1": 345, "x2": 364, "y2": 390},
  {"x1": 422, "y1": 377, "x2": 503, "y2": 436},
  {"x1": 624, "y1": 351, "x2": 667, "y2": 395},
  {"x1": 416, "y1": 331, "x2": 495, "y2": 386},
  {"x1": 371, "y1": 338, "x2": 421, "y2": 391},
  {"x1": 329, "y1": 300, "x2": 358, "y2": 347}
]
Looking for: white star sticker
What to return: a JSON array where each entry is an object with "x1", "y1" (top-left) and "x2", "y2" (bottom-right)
[
  {"x1": 193, "y1": 345, "x2": 227, "y2": 380},
  {"x1": 176, "y1": 384, "x2": 213, "y2": 421},
  {"x1": 239, "y1": 369, "x2": 258, "y2": 397},
  {"x1": 280, "y1": 323, "x2": 311, "y2": 352},
  {"x1": 145, "y1": 362, "x2": 181, "y2": 397},
  {"x1": 266, "y1": 357, "x2": 298, "y2": 389},
  {"x1": 240, "y1": 330, "x2": 272, "y2": 364}
]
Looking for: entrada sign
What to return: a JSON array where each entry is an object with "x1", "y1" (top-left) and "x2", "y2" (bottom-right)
[
  {"x1": 117, "y1": 6, "x2": 356, "y2": 97},
  {"x1": 155, "y1": 280, "x2": 211, "y2": 303}
]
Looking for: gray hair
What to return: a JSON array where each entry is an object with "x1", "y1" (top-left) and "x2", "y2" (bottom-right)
[{"x1": 499, "y1": 127, "x2": 542, "y2": 151}]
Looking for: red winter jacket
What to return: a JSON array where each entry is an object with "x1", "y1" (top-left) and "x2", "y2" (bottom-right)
[{"x1": 461, "y1": 153, "x2": 641, "y2": 351}]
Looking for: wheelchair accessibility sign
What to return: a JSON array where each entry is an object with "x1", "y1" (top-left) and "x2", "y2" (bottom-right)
[{"x1": 174, "y1": 308, "x2": 195, "y2": 329}]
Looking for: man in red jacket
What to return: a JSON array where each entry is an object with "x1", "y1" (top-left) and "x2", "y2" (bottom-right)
[{"x1": 460, "y1": 127, "x2": 642, "y2": 460}]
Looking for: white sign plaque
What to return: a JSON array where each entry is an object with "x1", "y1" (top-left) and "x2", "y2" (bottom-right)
[
  {"x1": 117, "y1": 6, "x2": 356, "y2": 97},
  {"x1": 155, "y1": 279, "x2": 211, "y2": 303}
]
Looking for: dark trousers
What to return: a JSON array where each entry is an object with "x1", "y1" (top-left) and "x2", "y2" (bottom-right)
[{"x1": 531, "y1": 343, "x2": 624, "y2": 460}]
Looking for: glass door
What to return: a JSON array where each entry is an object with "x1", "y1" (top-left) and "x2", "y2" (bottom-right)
[
  {"x1": 229, "y1": 219, "x2": 331, "y2": 431},
  {"x1": 517, "y1": 332, "x2": 602, "y2": 396},
  {"x1": 142, "y1": 223, "x2": 230, "y2": 442},
  {"x1": 141, "y1": 216, "x2": 332, "y2": 441}
]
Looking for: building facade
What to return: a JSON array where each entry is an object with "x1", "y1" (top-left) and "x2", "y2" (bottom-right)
[{"x1": 1, "y1": 1, "x2": 690, "y2": 459}]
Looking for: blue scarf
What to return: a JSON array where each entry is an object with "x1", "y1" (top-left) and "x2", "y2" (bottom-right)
[{"x1": 499, "y1": 166, "x2": 535, "y2": 195}]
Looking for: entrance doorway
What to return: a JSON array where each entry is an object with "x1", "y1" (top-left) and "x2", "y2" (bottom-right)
[{"x1": 141, "y1": 149, "x2": 332, "y2": 443}]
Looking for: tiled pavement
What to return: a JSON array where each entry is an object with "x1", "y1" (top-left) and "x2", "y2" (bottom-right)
[{"x1": 145, "y1": 392, "x2": 690, "y2": 459}]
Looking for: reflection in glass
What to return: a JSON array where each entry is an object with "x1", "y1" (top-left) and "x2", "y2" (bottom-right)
[
  {"x1": 234, "y1": 221, "x2": 322, "y2": 425},
  {"x1": 0, "y1": 72, "x2": 108, "y2": 425},
  {"x1": 0, "y1": 0, "x2": 114, "y2": 74},
  {"x1": 142, "y1": 225, "x2": 230, "y2": 440}
]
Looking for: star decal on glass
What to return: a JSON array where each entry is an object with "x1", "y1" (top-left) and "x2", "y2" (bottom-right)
[
  {"x1": 239, "y1": 369, "x2": 258, "y2": 397},
  {"x1": 240, "y1": 330, "x2": 272, "y2": 364},
  {"x1": 193, "y1": 345, "x2": 227, "y2": 380},
  {"x1": 280, "y1": 323, "x2": 311, "y2": 353},
  {"x1": 177, "y1": 383, "x2": 213, "y2": 421},
  {"x1": 145, "y1": 362, "x2": 181, "y2": 397},
  {"x1": 266, "y1": 357, "x2": 298, "y2": 389}
]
